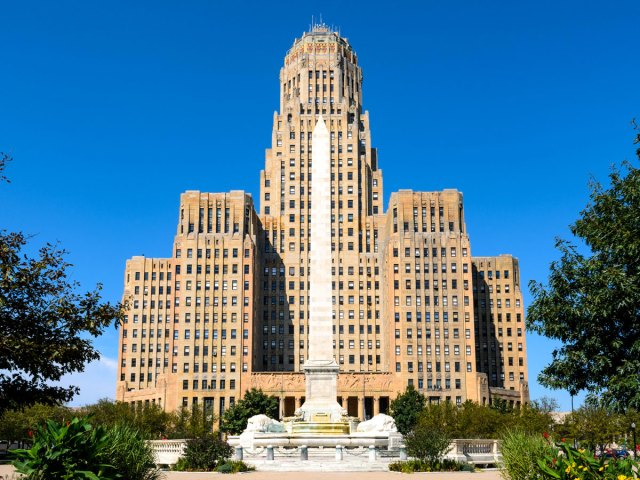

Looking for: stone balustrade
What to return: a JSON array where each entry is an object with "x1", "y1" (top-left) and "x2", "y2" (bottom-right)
[
  {"x1": 449, "y1": 439, "x2": 501, "y2": 465},
  {"x1": 146, "y1": 438, "x2": 502, "y2": 467},
  {"x1": 147, "y1": 439, "x2": 187, "y2": 466}
]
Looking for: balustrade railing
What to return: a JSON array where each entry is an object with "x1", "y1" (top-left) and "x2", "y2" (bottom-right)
[{"x1": 145, "y1": 438, "x2": 501, "y2": 466}]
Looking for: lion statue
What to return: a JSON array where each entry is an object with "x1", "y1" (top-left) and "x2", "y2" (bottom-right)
[
  {"x1": 244, "y1": 414, "x2": 286, "y2": 433},
  {"x1": 356, "y1": 413, "x2": 398, "y2": 433}
]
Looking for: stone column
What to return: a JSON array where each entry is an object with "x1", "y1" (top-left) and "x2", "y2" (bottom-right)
[
  {"x1": 357, "y1": 396, "x2": 364, "y2": 420},
  {"x1": 279, "y1": 397, "x2": 284, "y2": 418},
  {"x1": 295, "y1": 397, "x2": 302, "y2": 410},
  {"x1": 373, "y1": 397, "x2": 380, "y2": 416}
]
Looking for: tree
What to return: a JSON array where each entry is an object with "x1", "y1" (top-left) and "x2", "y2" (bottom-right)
[
  {"x1": 0, "y1": 152, "x2": 10, "y2": 183},
  {"x1": 220, "y1": 388, "x2": 279, "y2": 435},
  {"x1": 453, "y1": 401, "x2": 504, "y2": 438},
  {"x1": 413, "y1": 400, "x2": 552, "y2": 439},
  {"x1": 389, "y1": 385, "x2": 427, "y2": 435},
  {"x1": 79, "y1": 399, "x2": 176, "y2": 439},
  {"x1": 414, "y1": 400, "x2": 459, "y2": 437},
  {"x1": 527, "y1": 127, "x2": 640, "y2": 411},
  {"x1": 0, "y1": 403, "x2": 72, "y2": 441},
  {"x1": 0, "y1": 230, "x2": 123, "y2": 413},
  {"x1": 568, "y1": 401, "x2": 622, "y2": 452},
  {"x1": 404, "y1": 417, "x2": 452, "y2": 465},
  {"x1": 171, "y1": 403, "x2": 217, "y2": 439},
  {"x1": 530, "y1": 396, "x2": 560, "y2": 414}
]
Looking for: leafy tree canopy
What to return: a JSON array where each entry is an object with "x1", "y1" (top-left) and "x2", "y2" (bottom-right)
[
  {"x1": 389, "y1": 385, "x2": 427, "y2": 434},
  {"x1": 0, "y1": 399, "x2": 218, "y2": 441},
  {"x1": 415, "y1": 400, "x2": 554, "y2": 439},
  {"x1": 527, "y1": 127, "x2": 640, "y2": 411},
  {"x1": 220, "y1": 388, "x2": 279, "y2": 435},
  {"x1": 0, "y1": 229, "x2": 123, "y2": 413}
]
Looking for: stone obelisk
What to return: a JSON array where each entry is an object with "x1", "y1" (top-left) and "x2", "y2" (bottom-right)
[{"x1": 297, "y1": 116, "x2": 345, "y2": 423}]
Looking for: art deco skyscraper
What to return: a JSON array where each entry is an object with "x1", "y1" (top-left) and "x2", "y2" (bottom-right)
[
  {"x1": 257, "y1": 25, "x2": 384, "y2": 374},
  {"x1": 116, "y1": 25, "x2": 529, "y2": 419}
]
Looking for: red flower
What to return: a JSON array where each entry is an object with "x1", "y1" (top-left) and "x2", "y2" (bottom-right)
[
  {"x1": 27, "y1": 430, "x2": 33, "y2": 438},
  {"x1": 543, "y1": 432, "x2": 550, "y2": 439}
]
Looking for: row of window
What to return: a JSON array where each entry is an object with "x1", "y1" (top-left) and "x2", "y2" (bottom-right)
[
  {"x1": 184, "y1": 379, "x2": 236, "y2": 390},
  {"x1": 396, "y1": 344, "x2": 464, "y2": 355},
  {"x1": 397, "y1": 361, "x2": 472, "y2": 373},
  {"x1": 130, "y1": 270, "x2": 172, "y2": 282}
]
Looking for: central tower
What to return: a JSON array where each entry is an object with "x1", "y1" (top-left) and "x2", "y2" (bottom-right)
[{"x1": 258, "y1": 23, "x2": 385, "y2": 378}]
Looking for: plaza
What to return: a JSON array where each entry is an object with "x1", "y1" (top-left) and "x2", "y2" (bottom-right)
[{"x1": 0, "y1": 465, "x2": 501, "y2": 480}]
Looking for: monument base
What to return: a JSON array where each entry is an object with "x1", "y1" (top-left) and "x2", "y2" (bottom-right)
[
  {"x1": 294, "y1": 361, "x2": 347, "y2": 426},
  {"x1": 230, "y1": 412, "x2": 401, "y2": 452},
  {"x1": 229, "y1": 428, "x2": 403, "y2": 451}
]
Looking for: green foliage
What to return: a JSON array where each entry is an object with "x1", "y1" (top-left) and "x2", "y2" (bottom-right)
[
  {"x1": 536, "y1": 439, "x2": 639, "y2": 479},
  {"x1": 404, "y1": 417, "x2": 452, "y2": 464},
  {"x1": 414, "y1": 400, "x2": 555, "y2": 439},
  {"x1": 500, "y1": 429, "x2": 555, "y2": 480},
  {"x1": 174, "y1": 435, "x2": 233, "y2": 471},
  {"x1": 0, "y1": 231, "x2": 124, "y2": 413},
  {"x1": 527, "y1": 131, "x2": 640, "y2": 411},
  {"x1": 10, "y1": 417, "x2": 162, "y2": 480},
  {"x1": 0, "y1": 399, "x2": 219, "y2": 443},
  {"x1": 216, "y1": 460, "x2": 255, "y2": 474},
  {"x1": 389, "y1": 459, "x2": 471, "y2": 472},
  {"x1": 170, "y1": 403, "x2": 217, "y2": 439},
  {"x1": 565, "y1": 401, "x2": 639, "y2": 453},
  {"x1": 102, "y1": 423, "x2": 162, "y2": 480},
  {"x1": 78, "y1": 399, "x2": 175, "y2": 440},
  {"x1": 220, "y1": 388, "x2": 279, "y2": 435},
  {"x1": 11, "y1": 417, "x2": 115, "y2": 480},
  {"x1": 513, "y1": 404, "x2": 557, "y2": 437},
  {"x1": 388, "y1": 385, "x2": 426, "y2": 435},
  {"x1": 0, "y1": 403, "x2": 72, "y2": 441}
]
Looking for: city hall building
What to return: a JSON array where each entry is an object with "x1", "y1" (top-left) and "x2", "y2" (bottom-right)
[{"x1": 116, "y1": 25, "x2": 529, "y2": 420}]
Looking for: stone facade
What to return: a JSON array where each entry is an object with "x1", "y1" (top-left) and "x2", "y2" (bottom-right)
[{"x1": 116, "y1": 25, "x2": 529, "y2": 419}]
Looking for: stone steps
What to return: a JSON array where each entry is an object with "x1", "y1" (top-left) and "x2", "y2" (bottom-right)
[{"x1": 245, "y1": 460, "x2": 390, "y2": 472}]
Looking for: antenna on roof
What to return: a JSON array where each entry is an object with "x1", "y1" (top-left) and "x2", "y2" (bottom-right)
[{"x1": 310, "y1": 15, "x2": 314, "y2": 32}]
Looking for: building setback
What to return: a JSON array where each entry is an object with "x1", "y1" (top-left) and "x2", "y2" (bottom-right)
[{"x1": 116, "y1": 25, "x2": 529, "y2": 419}]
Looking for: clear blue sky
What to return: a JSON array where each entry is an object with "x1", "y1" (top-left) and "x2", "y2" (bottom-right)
[{"x1": 1, "y1": 0, "x2": 638, "y2": 411}]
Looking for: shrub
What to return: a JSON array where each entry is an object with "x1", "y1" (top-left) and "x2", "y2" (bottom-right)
[
  {"x1": 174, "y1": 434, "x2": 233, "y2": 471},
  {"x1": 500, "y1": 429, "x2": 554, "y2": 480},
  {"x1": 405, "y1": 421, "x2": 452, "y2": 464},
  {"x1": 216, "y1": 460, "x2": 255, "y2": 474},
  {"x1": 389, "y1": 459, "x2": 470, "y2": 472},
  {"x1": 216, "y1": 462, "x2": 233, "y2": 474},
  {"x1": 102, "y1": 423, "x2": 163, "y2": 480},
  {"x1": 11, "y1": 417, "x2": 162, "y2": 480},
  {"x1": 11, "y1": 417, "x2": 116, "y2": 480}
]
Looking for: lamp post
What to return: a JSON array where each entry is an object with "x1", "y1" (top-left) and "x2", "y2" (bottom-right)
[{"x1": 632, "y1": 422, "x2": 637, "y2": 459}]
